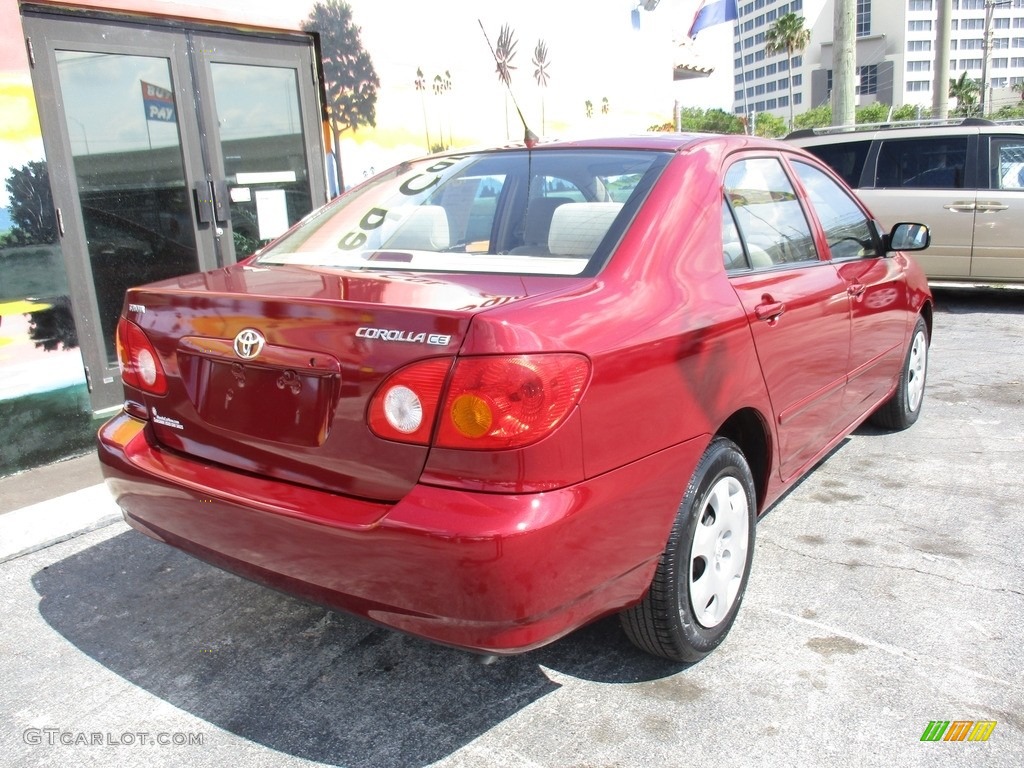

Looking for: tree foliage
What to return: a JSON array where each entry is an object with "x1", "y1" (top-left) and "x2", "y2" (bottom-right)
[
  {"x1": 4, "y1": 160, "x2": 56, "y2": 246},
  {"x1": 948, "y1": 72, "x2": 980, "y2": 117},
  {"x1": 303, "y1": 0, "x2": 379, "y2": 191},
  {"x1": 751, "y1": 112, "x2": 787, "y2": 138}
]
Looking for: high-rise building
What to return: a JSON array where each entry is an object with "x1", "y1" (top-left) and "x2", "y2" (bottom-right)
[{"x1": 731, "y1": 0, "x2": 1024, "y2": 120}]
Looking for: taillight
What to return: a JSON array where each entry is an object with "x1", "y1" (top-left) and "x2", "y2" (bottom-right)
[
  {"x1": 437, "y1": 354, "x2": 590, "y2": 449},
  {"x1": 370, "y1": 354, "x2": 591, "y2": 450},
  {"x1": 368, "y1": 358, "x2": 451, "y2": 444},
  {"x1": 116, "y1": 317, "x2": 168, "y2": 395}
]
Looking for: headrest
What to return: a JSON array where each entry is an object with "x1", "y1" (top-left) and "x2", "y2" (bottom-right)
[{"x1": 547, "y1": 202, "x2": 623, "y2": 257}]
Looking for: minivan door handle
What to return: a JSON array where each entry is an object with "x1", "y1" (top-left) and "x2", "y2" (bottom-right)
[
  {"x1": 975, "y1": 201, "x2": 1009, "y2": 213},
  {"x1": 943, "y1": 201, "x2": 976, "y2": 213}
]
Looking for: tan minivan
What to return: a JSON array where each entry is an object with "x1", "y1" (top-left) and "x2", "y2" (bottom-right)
[{"x1": 788, "y1": 119, "x2": 1024, "y2": 286}]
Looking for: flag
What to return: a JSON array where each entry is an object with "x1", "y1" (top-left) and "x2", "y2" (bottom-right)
[
  {"x1": 141, "y1": 81, "x2": 176, "y2": 123},
  {"x1": 688, "y1": 0, "x2": 738, "y2": 38}
]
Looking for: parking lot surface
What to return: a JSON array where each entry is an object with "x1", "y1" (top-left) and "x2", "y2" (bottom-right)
[{"x1": 2, "y1": 288, "x2": 1022, "y2": 768}]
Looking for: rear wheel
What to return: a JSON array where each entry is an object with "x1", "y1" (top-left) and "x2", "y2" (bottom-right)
[
  {"x1": 620, "y1": 437, "x2": 756, "y2": 662},
  {"x1": 871, "y1": 315, "x2": 928, "y2": 430}
]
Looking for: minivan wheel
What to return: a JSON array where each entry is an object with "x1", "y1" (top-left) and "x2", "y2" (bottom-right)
[
  {"x1": 620, "y1": 437, "x2": 756, "y2": 662},
  {"x1": 871, "y1": 315, "x2": 928, "y2": 430}
]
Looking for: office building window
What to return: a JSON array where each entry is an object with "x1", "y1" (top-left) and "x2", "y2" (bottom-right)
[
  {"x1": 908, "y1": 40, "x2": 932, "y2": 51},
  {"x1": 858, "y1": 64, "x2": 878, "y2": 95},
  {"x1": 907, "y1": 60, "x2": 931, "y2": 71},
  {"x1": 907, "y1": 80, "x2": 931, "y2": 91},
  {"x1": 909, "y1": 0, "x2": 933, "y2": 10},
  {"x1": 908, "y1": 20, "x2": 932, "y2": 32},
  {"x1": 857, "y1": 0, "x2": 871, "y2": 36}
]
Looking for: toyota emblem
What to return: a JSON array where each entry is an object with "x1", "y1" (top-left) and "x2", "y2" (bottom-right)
[{"x1": 233, "y1": 328, "x2": 265, "y2": 360}]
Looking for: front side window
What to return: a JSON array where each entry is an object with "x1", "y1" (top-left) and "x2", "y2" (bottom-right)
[
  {"x1": 257, "y1": 149, "x2": 667, "y2": 276},
  {"x1": 874, "y1": 137, "x2": 969, "y2": 188},
  {"x1": 792, "y1": 161, "x2": 879, "y2": 260},
  {"x1": 724, "y1": 157, "x2": 818, "y2": 267}
]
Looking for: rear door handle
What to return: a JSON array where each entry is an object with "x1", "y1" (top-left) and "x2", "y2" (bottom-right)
[
  {"x1": 847, "y1": 283, "x2": 866, "y2": 298},
  {"x1": 975, "y1": 201, "x2": 1009, "y2": 213}
]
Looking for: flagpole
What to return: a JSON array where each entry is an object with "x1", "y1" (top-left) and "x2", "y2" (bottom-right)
[{"x1": 734, "y1": 10, "x2": 750, "y2": 132}]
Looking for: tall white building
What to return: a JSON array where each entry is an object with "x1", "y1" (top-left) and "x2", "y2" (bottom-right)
[{"x1": 730, "y1": 0, "x2": 1024, "y2": 120}]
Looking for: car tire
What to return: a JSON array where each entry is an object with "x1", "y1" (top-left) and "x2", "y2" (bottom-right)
[
  {"x1": 620, "y1": 437, "x2": 756, "y2": 662},
  {"x1": 870, "y1": 315, "x2": 928, "y2": 431}
]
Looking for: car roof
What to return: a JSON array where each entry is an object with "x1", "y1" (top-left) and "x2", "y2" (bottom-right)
[{"x1": 438, "y1": 132, "x2": 804, "y2": 155}]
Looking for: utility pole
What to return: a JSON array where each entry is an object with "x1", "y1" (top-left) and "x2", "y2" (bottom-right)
[
  {"x1": 933, "y1": 0, "x2": 951, "y2": 119},
  {"x1": 832, "y1": 0, "x2": 856, "y2": 126},
  {"x1": 980, "y1": 0, "x2": 1011, "y2": 117}
]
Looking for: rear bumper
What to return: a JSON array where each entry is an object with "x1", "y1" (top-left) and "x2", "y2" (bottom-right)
[{"x1": 98, "y1": 412, "x2": 702, "y2": 654}]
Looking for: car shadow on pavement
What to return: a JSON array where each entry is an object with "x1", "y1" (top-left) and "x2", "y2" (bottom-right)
[{"x1": 32, "y1": 529, "x2": 682, "y2": 768}]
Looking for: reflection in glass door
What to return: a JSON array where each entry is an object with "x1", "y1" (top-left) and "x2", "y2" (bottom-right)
[{"x1": 55, "y1": 50, "x2": 202, "y2": 364}]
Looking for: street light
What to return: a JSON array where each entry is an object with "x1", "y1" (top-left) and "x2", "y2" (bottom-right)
[{"x1": 980, "y1": 0, "x2": 1011, "y2": 117}]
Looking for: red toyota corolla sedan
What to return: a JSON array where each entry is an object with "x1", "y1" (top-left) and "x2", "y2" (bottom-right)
[{"x1": 98, "y1": 134, "x2": 933, "y2": 662}]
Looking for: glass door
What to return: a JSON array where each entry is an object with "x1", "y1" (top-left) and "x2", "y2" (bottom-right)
[
  {"x1": 23, "y1": 11, "x2": 326, "y2": 411},
  {"x1": 191, "y1": 31, "x2": 326, "y2": 259}
]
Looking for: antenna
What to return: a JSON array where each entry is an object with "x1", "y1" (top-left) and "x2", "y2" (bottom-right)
[{"x1": 477, "y1": 19, "x2": 539, "y2": 148}]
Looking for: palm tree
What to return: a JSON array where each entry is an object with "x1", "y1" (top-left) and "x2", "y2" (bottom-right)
[
  {"x1": 532, "y1": 39, "x2": 551, "y2": 134},
  {"x1": 429, "y1": 71, "x2": 453, "y2": 150},
  {"x1": 1014, "y1": 81, "x2": 1024, "y2": 102},
  {"x1": 601, "y1": 96, "x2": 610, "y2": 116},
  {"x1": 494, "y1": 24, "x2": 518, "y2": 138},
  {"x1": 584, "y1": 99, "x2": 593, "y2": 119},
  {"x1": 442, "y1": 70, "x2": 453, "y2": 147},
  {"x1": 414, "y1": 67, "x2": 430, "y2": 151},
  {"x1": 949, "y1": 72, "x2": 980, "y2": 117},
  {"x1": 765, "y1": 13, "x2": 811, "y2": 129}
]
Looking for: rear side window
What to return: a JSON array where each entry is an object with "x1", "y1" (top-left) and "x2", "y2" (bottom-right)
[
  {"x1": 989, "y1": 137, "x2": 1024, "y2": 190},
  {"x1": 800, "y1": 140, "x2": 871, "y2": 188},
  {"x1": 725, "y1": 157, "x2": 818, "y2": 267},
  {"x1": 874, "y1": 137, "x2": 968, "y2": 189}
]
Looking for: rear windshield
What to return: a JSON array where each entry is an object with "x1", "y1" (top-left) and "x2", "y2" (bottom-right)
[{"x1": 256, "y1": 149, "x2": 668, "y2": 276}]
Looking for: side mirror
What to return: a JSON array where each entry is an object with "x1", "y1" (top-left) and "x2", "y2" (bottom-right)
[{"x1": 886, "y1": 222, "x2": 930, "y2": 253}]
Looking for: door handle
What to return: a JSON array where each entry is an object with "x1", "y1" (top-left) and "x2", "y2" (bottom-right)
[
  {"x1": 942, "y1": 201, "x2": 976, "y2": 213},
  {"x1": 847, "y1": 283, "x2": 866, "y2": 298},
  {"x1": 975, "y1": 201, "x2": 1009, "y2": 213},
  {"x1": 755, "y1": 301, "x2": 785, "y2": 323},
  {"x1": 193, "y1": 181, "x2": 215, "y2": 224},
  {"x1": 211, "y1": 179, "x2": 230, "y2": 223}
]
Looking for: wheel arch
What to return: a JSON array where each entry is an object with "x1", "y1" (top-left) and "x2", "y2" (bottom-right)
[
  {"x1": 715, "y1": 408, "x2": 772, "y2": 514},
  {"x1": 919, "y1": 299, "x2": 934, "y2": 341}
]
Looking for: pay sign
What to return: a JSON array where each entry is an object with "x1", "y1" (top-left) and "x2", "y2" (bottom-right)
[{"x1": 141, "y1": 81, "x2": 176, "y2": 123}]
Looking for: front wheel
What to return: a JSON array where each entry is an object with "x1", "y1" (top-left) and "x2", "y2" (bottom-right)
[
  {"x1": 871, "y1": 315, "x2": 928, "y2": 430},
  {"x1": 620, "y1": 437, "x2": 756, "y2": 662}
]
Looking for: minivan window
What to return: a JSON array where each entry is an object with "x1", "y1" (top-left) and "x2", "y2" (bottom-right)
[
  {"x1": 990, "y1": 137, "x2": 1024, "y2": 189},
  {"x1": 875, "y1": 137, "x2": 968, "y2": 189},
  {"x1": 800, "y1": 140, "x2": 871, "y2": 187}
]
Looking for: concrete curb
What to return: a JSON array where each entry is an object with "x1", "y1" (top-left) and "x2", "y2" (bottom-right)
[{"x1": 0, "y1": 483, "x2": 123, "y2": 564}]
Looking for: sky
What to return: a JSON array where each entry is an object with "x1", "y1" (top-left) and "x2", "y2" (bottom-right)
[{"x1": 336, "y1": 0, "x2": 736, "y2": 180}]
